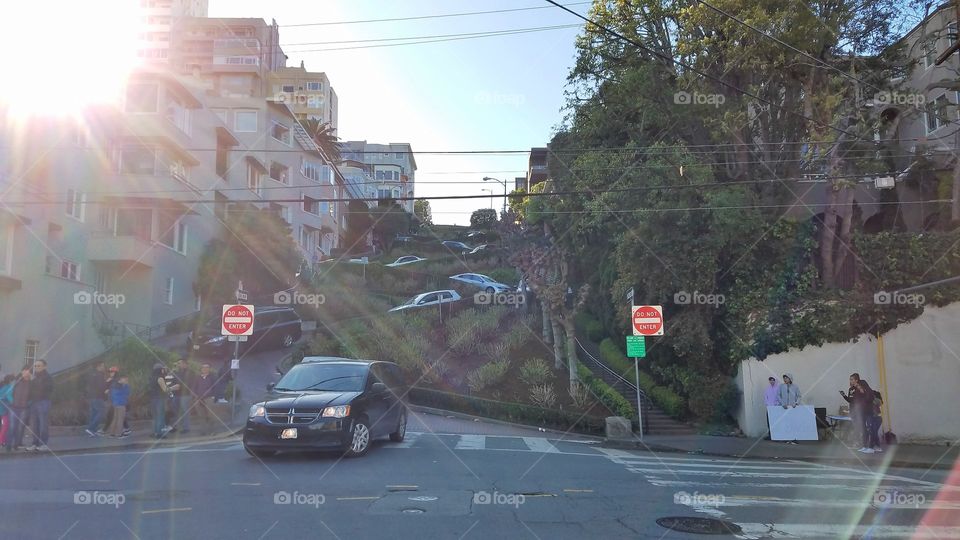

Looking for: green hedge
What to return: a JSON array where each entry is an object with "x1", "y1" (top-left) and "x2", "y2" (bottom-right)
[
  {"x1": 408, "y1": 387, "x2": 605, "y2": 434},
  {"x1": 597, "y1": 338, "x2": 687, "y2": 419},
  {"x1": 574, "y1": 313, "x2": 604, "y2": 342},
  {"x1": 576, "y1": 364, "x2": 635, "y2": 420}
]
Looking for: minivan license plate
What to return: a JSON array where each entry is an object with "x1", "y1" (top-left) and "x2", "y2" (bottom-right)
[{"x1": 280, "y1": 428, "x2": 298, "y2": 439}]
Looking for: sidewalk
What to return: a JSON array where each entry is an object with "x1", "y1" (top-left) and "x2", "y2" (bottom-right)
[
  {"x1": 604, "y1": 433, "x2": 959, "y2": 470},
  {"x1": 2, "y1": 402, "x2": 246, "y2": 457}
]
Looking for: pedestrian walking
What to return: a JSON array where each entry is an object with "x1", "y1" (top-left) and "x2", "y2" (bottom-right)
[
  {"x1": 107, "y1": 375, "x2": 131, "y2": 438},
  {"x1": 0, "y1": 374, "x2": 15, "y2": 448},
  {"x1": 84, "y1": 361, "x2": 109, "y2": 437},
  {"x1": 6, "y1": 368, "x2": 31, "y2": 451},
  {"x1": 839, "y1": 373, "x2": 864, "y2": 448},
  {"x1": 149, "y1": 363, "x2": 178, "y2": 439},
  {"x1": 27, "y1": 359, "x2": 53, "y2": 451},
  {"x1": 855, "y1": 379, "x2": 884, "y2": 454},
  {"x1": 192, "y1": 364, "x2": 217, "y2": 435},
  {"x1": 172, "y1": 358, "x2": 194, "y2": 434}
]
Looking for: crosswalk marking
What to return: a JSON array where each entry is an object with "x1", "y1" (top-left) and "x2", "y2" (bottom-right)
[
  {"x1": 454, "y1": 434, "x2": 486, "y2": 450},
  {"x1": 736, "y1": 523, "x2": 960, "y2": 539},
  {"x1": 522, "y1": 437, "x2": 560, "y2": 454}
]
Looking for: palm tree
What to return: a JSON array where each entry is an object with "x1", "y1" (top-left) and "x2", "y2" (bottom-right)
[{"x1": 301, "y1": 118, "x2": 341, "y2": 163}]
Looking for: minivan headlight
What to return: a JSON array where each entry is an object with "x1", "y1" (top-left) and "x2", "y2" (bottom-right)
[
  {"x1": 322, "y1": 405, "x2": 351, "y2": 418},
  {"x1": 249, "y1": 403, "x2": 265, "y2": 418}
]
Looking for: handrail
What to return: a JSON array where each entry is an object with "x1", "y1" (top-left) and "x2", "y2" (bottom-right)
[{"x1": 575, "y1": 336, "x2": 650, "y2": 401}]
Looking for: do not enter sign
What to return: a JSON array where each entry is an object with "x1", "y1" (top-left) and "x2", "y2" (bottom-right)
[
  {"x1": 632, "y1": 305, "x2": 663, "y2": 336},
  {"x1": 222, "y1": 304, "x2": 255, "y2": 336}
]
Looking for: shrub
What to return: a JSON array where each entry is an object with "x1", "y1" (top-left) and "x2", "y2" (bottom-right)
[
  {"x1": 466, "y1": 360, "x2": 509, "y2": 393},
  {"x1": 481, "y1": 341, "x2": 511, "y2": 361},
  {"x1": 488, "y1": 267, "x2": 519, "y2": 285},
  {"x1": 519, "y1": 358, "x2": 553, "y2": 386},
  {"x1": 445, "y1": 310, "x2": 483, "y2": 355},
  {"x1": 568, "y1": 382, "x2": 594, "y2": 409},
  {"x1": 576, "y1": 364, "x2": 635, "y2": 419},
  {"x1": 687, "y1": 376, "x2": 739, "y2": 423},
  {"x1": 598, "y1": 338, "x2": 634, "y2": 378},
  {"x1": 529, "y1": 384, "x2": 557, "y2": 408},
  {"x1": 595, "y1": 338, "x2": 686, "y2": 419}
]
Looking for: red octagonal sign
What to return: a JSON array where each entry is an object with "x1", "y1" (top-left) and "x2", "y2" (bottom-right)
[
  {"x1": 222, "y1": 304, "x2": 255, "y2": 336},
  {"x1": 632, "y1": 305, "x2": 663, "y2": 336}
]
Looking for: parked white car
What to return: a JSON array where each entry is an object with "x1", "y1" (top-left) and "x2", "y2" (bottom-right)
[
  {"x1": 449, "y1": 273, "x2": 512, "y2": 293},
  {"x1": 388, "y1": 290, "x2": 462, "y2": 312},
  {"x1": 385, "y1": 255, "x2": 427, "y2": 268},
  {"x1": 441, "y1": 240, "x2": 472, "y2": 253}
]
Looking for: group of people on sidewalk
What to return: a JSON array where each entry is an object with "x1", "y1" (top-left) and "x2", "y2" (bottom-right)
[
  {"x1": 0, "y1": 360, "x2": 54, "y2": 452},
  {"x1": 85, "y1": 358, "x2": 231, "y2": 440},
  {"x1": 839, "y1": 372, "x2": 885, "y2": 454}
]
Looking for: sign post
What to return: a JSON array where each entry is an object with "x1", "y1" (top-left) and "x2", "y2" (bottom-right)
[
  {"x1": 223, "y1": 297, "x2": 254, "y2": 423},
  {"x1": 629, "y1": 305, "x2": 663, "y2": 439},
  {"x1": 627, "y1": 336, "x2": 646, "y2": 440}
]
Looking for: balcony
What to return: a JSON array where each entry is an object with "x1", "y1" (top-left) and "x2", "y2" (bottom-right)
[{"x1": 87, "y1": 234, "x2": 158, "y2": 270}]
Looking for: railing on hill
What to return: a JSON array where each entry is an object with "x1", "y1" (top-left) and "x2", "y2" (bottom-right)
[{"x1": 575, "y1": 336, "x2": 651, "y2": 433}]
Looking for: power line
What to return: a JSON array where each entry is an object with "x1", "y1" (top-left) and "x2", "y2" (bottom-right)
[
  {"x1": 279, "y1": 2, "x2": 592, "y2": 28},
  {"x1": 544, "y1": 0, "x2": 865, "y2": 142},
  {"x1": 280, "y1": 24, "x2": 581, "y2": 49},
  {"x1": 281, "y1": 25, "x2": 582, "y2": 53}
]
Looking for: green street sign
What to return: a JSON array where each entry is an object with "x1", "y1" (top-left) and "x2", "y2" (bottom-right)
[{"x1": 626, "y1": 335, "x2": 646, "y2": 358}]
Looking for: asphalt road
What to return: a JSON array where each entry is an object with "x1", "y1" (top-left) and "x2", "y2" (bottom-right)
[{"x1": 0, "y1": 417, "x2": 956, "y2": 540}]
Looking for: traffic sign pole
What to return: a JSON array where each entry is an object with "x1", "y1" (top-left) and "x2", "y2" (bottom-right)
[{"x1": 635, "y1": 361, "x2": 643, "y2": 441}]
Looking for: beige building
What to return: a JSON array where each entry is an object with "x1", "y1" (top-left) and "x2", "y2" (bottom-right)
[
  {"x1": 269, "y1": 63, "x2": 339, "y2": 132},
  {"x1": 136, "y1": 0, "x2": 209, "y2": 64},
  {"x1": 340, "y1": 141, "x2": 417, "y2": 214}
]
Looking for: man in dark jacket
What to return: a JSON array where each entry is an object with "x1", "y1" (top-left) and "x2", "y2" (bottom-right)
[
  {"x1": 172, "y1": 358, "x2": 194, "y2": 433},
  {"x1": 28, "y1": 360, "x2": 53, "y2": 451},
  {"x1": 191, "y1": 364, "x2": 218, "y2": 435},
  {"x1": 839, "y1": 373, "x2": 863, "y2": 447},
  {"x1": 84, "y1": 362, "x2": 109, "y2": 437},
  {"x1": 5, "y1": 368, "x2": 31, "y2": 451}
]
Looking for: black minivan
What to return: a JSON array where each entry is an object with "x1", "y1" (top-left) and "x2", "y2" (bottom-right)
[
  {"x1": 242, "y1": 358, "x2": 407, "y2": 458},
  {"x1": 188, "y1": 306, "x2": 302, "y2": 357}
]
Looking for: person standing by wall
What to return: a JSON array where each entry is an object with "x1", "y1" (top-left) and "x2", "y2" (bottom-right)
[
  {"x1": 839, "y1": 373, "x2": 863, "y2": 448},
  {"x1": 173, "y1": 358, "x2": 194, "y2": 434},
  {"x1": 763, "y1": 376, "x2": 779, "y2": 440},
  {"x1": 107, "y1": 374, "x2": 131, "y2": 438},
  {"x1": 7, "y1": 368, "x2": 31, "y2": 452},
  {"x1": 149, "y1": 364, "x2": 177, "y2": 439},
  {"x1": 777, "y1": 373, "x2": 801, "y2": 408},
  {"x1": 855, "y1": 379, "x2": 883, "y2": 454},
  {"x1": 84, "y1": 362, "x2": 109, "y2": 437},
  {"x1": 28, "y1": 360, "x2": 53, "y2": 452}
]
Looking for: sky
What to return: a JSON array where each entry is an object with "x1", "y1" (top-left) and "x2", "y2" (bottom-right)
[{"x1": 210, "y1": 0, "x2": 590, "y2": 225}]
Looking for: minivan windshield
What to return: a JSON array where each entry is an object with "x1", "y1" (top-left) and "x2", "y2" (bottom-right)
[{"x1": 274, "y1": 363, "x2": 367, "y2": 392}]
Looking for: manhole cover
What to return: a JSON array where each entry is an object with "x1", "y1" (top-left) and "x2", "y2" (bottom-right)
[
  {"x1": 401, "y1": 507, "x2": 426, "y2": 514},
  {"x1": 656, "y1": 517, "x2": 742, "y2": 535}
]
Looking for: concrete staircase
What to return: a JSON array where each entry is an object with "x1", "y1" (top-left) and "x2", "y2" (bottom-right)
[{"x1": 575, "y1": 336, "x2": 696, "y2": 435}]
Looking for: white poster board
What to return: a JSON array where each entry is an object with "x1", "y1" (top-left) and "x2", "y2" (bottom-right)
[{"x1": 767, "y1": 405, "x2": 819, "y2": 441}]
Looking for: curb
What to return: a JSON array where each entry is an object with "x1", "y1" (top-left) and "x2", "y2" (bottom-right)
[
  {"x1": 596, "y1": 439, "x2": 956, "y2": 470},
  {"x1": 0, "y1": 428, "x2": 244, "y2": 459},
  {"x1": 409, "y1": 405, "x2": 604, "y2": 439}
]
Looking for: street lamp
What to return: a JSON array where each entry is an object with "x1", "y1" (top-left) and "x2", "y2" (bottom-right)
[
  {"x1": 481, "y1": 188, "x2": 494, "y2": 209},
  {"x1": 482, "y1": 176, "x2": 507, "y2": 215}
]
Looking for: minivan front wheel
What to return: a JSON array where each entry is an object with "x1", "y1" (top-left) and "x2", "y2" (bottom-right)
[
  {"x1": 345, "y1": 419, "x2": 371, "y2": 457},
  {"x1": 390, "y1": 410, "x2": 407, "y2": 442}
]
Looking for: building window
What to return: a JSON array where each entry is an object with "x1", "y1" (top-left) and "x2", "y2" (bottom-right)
[
  {"x1": 301, "y1": 159, "x2": 323, "y2": 182},
  {"x1": 125, "y1": 83, "x2": 159, "y2": 113},
  {"x1": 157, "y1": 214, "x2": 187, "y2": 254},
  {"x1": 395, "y1": 152, "x2": 403, "y2": 158},
  {"x1": 924, "y1": 38, "x2": 937, "y2": 69},
  {"x1": 65, "y1": 189, "x2": 85, "y2": 221},
  {"x1": 0, "y1": 223, "x2": 12, "y2": 276},
  {"x1": 165, "y1": 97, "x2": 191, "y2": 135},
  {"x1": 303, "y1": 196, "x2": 320, "y2": 215},
  {"x1": 320, "y1": 202, "x2": 329, "y2": 215},
  {"x1": 164, "y1": 277, "x2": 174, "y2": 305},
  {"x1": 247, "y1": 164, "x2": 262, "y2": 196},
  {"x1": 271, "y1": 121, "x2": 291, "y2": 145},
  {"x1": 269, "y1": 162, "x2": 289, "y2": 184},
  {"x1": 926, "y1": 94, "x2": 949, "y2": 132},
  {"x1": 949, "y1": 22, "x2": 958, "y2": 47},
  {"x1": 307, "y1": 82, "x2": 322, "y2": 91},
  {"x1": 60, "y1": 260, "x2": 80, "y2": 281},
  {"x1": 282, "y1": 84, "x2": 295, "y2": 93},
  {"x1": 235, "y1": 110, "x2": 258, "y2": 132},
  {"x1": 299, "y1": 227, "x2": 314, "y2": 250},
  {"x1": 25, "y1": 340, "x2": 39, "y2": 366},
  {"x1": 118, "y1": 146, "x2": 157, "y2": 175}
]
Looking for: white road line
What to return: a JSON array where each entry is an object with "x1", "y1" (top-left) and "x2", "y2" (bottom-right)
[
  {"x1": 385, "y1": 432, "x2": 422, "y2": 449},
  {"x1": 454, "y1": 434, "x2": 486, "y2": 450},
  {"x1": 522, "y1": 437, "x2": 560, "y2": 454},
  {"x1": 625, "y1": 467, "x2": 900, "y2": 480},
  {"x1": 647, "y1": 479, "x2": 954, "y2": 492},
  {"x1": 595, "y1": 448, "x2": 816, "y2": 466},
  {"x1": 677, "y1": 495, "x2": 960, "y2": 511},
  {"x1": 735, "y1": 523, "x2": 960, "y2": 539},
  {"x1": 609, "y1": 459, "x2": 827, "y2": 471}
]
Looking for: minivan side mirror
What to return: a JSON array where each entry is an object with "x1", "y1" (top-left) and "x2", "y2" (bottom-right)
[
  {"x1": 371, "y1": 382, "x2": 387, "y2": 393},
  {"x1": 266, "y1": 382, "x2": 276, "y2": 391}
]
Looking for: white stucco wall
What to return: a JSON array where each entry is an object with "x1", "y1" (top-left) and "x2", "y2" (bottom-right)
[{"x1": 736, "y1": 302, "x2": 960, "y2": 443}]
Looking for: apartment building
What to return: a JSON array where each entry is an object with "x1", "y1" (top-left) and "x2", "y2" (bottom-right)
[
  {"x1": 268, "y1": 63, "x2": 339, "y2": 132},
  {"x1": 340, "y1": 141, "x2": 417, "y2": 214},
  {"x1": 526, "y1": 147, "x2": 548, "y2": 191},
  {"x1": 136, "y1": 0, "x2": 209, "y2": 63},
  {"x1": 0, "y1": 68, "x2": 342, "y2": 373}
]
